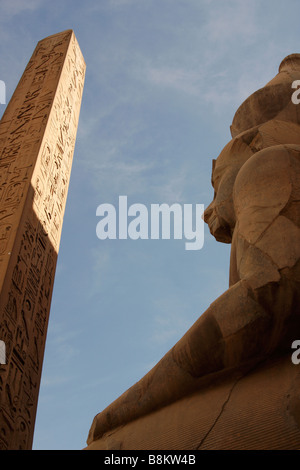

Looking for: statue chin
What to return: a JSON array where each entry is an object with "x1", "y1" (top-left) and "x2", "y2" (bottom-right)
[
  {"x1": 208, "y1": 214, "x2": 232, "y2": 243},
  {"x1": 212, "y1": 224, "x2": 232, "y2": 244}
]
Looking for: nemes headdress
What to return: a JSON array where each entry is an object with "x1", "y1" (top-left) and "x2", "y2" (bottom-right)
[{"x1": 231, "y1": 54, "x2": 300, "y2": 138}]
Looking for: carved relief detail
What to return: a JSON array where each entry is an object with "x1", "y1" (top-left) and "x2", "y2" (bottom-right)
[{"x1": 0, "y1": 30, "x2": 85, "y2": 449}]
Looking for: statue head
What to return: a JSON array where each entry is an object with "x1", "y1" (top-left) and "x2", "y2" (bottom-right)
[{"x1": 204, "y1": 53, "x2": 300, "y2": 243}]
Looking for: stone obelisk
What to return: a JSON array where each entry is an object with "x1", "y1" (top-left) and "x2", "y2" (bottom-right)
[{"x1": 0, "y1": 30, "x2": 85, "y2": 449}]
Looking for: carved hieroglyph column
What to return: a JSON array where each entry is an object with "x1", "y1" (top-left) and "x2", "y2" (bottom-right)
[{"x1": 0, "y1": 30, "x2": 85, "y2": 449}]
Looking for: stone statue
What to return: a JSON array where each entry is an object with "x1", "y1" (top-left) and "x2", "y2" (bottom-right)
[{"x1": 87, "y1": 54, "x2": 300, "y2": 446}]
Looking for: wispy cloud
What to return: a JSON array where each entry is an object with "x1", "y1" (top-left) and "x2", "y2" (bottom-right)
[
  {"x1": 45, "y1": 323, "x2": 81, "y2": 367},
  {"x1": 203, "y1": 1, "x2": 259, "y2": 45},
  {"x1": 146, "y1": 66, "x2": 202, "y2": 96},
  {"x1": 40, "y1": 374, "x2": 75, "y2": 388},
  {"x1": 0, "y1": 0, "x2": 43, "y2": 20},
  {"x1": 151, "y1": 297, "x2": 194, "y2": 347}
]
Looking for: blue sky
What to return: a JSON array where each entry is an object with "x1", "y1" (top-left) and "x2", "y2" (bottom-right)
[{"x1": 0, "y1": 0, "x2": 299, "y2": 450}]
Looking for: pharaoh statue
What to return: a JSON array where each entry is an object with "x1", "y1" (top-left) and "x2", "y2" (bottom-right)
[{"x1": 87, "y1": 54, "x2": 300, "y2": 446}]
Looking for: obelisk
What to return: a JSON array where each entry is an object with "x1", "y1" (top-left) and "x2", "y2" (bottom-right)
[{"x1": 0, "y1": 30, "x2": 85, "y2": 449}]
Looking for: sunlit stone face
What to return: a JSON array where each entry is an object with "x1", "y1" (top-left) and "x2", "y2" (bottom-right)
[{"x1": 203, "y1": 135, "x2": 253, "y2": 243}]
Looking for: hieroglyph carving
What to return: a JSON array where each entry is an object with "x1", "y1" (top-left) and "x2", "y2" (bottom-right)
[{"x1": 0, "y1": 30, "x2": 85, "y2": 450}]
